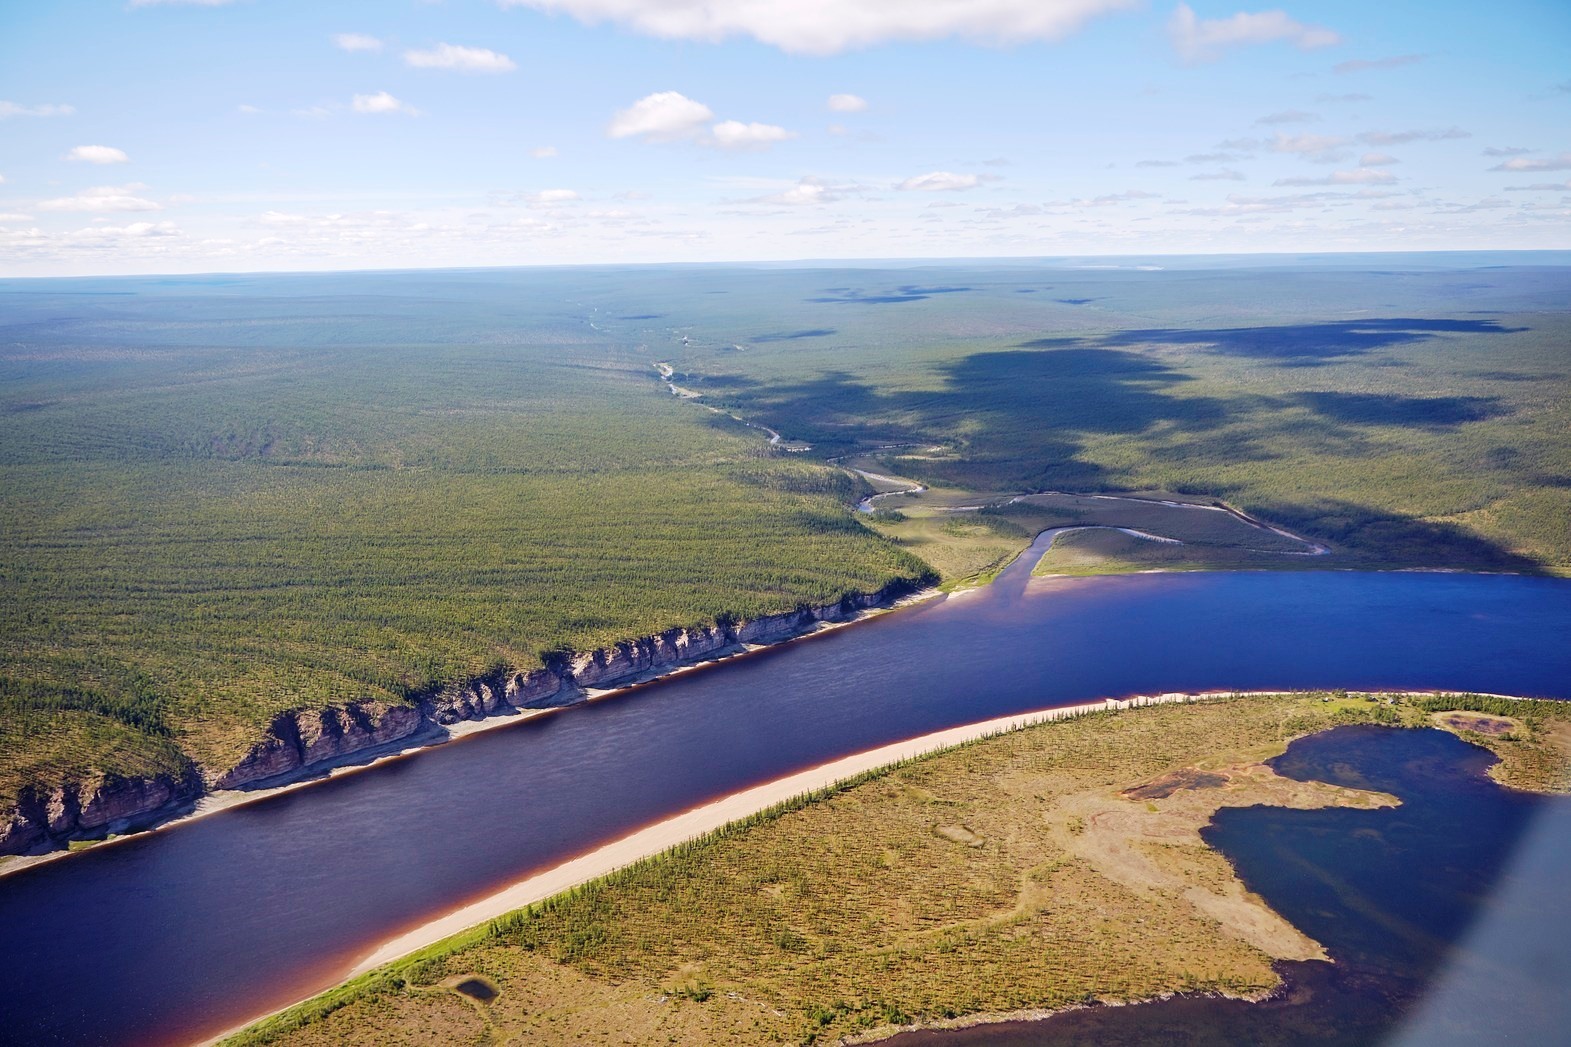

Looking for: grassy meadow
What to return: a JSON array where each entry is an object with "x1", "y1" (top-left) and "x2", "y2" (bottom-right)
[{"x1": 225, "y1": 691, "x2": 1571, "y2": 1047}]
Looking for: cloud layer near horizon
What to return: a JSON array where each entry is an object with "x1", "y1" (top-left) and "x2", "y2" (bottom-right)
[{"x1": 502, "y1": 0, "x2": 1142, "y2": 55}]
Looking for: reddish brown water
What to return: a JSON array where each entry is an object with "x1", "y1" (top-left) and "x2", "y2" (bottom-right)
[{"x1": 2, "y1": 561, "x2": 1569, "y2": 1045}]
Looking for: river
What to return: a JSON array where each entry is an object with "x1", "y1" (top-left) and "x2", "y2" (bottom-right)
[{"x1": 3, "y1": 552, "x2": 1570, "y2": 1046}]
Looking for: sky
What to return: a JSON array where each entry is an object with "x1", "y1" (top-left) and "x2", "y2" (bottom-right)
[{"x1": 1, "y1": 0, "x2": 1568, "y2": 276}]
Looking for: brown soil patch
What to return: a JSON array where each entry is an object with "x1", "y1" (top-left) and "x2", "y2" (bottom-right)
[
  {"x1": 934, "y1": 823, "x2": 985, "y2": 847},
  {"x1": 1433, "y1": 711, "x2": 1518, "y2": 737},
  {"x1": 1056, "y1": 761, "x2": 1398, "y2": 962},
  {"x1": 1122, "y1": 768, "x2": 1230, "y2": 800}
]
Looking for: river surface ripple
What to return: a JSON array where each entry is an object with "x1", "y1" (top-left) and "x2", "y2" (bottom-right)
[{"x1": 3, "y1": 557, "x2": 1571, "y2": 1046}]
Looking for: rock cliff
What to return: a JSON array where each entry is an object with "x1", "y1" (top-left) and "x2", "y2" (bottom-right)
[
  {"x1": 216, "y1": 701, "x2": 424, "y2": 790},
  {"x1": 0, "y1": 768, "x2": 202, "y2": 855},
  {"x1": 1, "y1": 580, "x2": 923, "y2": 858}
]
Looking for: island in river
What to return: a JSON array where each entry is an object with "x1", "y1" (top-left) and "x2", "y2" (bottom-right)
[{"x1": 224, "y1": 690, "x2": 1571, "y2": 1047}]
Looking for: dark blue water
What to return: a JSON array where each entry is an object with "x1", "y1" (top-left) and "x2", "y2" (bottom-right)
[
  {"x1": 891, "y1": 725, "x2": 1571, "y2": 1046},
  {"x1": 2, "y1": 565, "x2": 1570, "y2": 1046}
]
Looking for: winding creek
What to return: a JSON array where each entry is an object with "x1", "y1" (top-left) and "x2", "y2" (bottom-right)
[{"x1": 3, "y1": 544, "x2": 1571, "y2": 1046}]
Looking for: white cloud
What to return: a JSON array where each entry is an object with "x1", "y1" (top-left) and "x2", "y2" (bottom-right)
[
  {"x1": 710, "y1": 120, "x2": 796, "y2": 150},
  {"x1": 527, "y1": 189, "x2": 580, "y2": 205},
  {"x1": 828, "y1": 93, "x2": 868, "y2": 113},
  {"x1": 404, "y1": 43, "x2": 517, "y2": 73},
  {"x1": 756, "y1": 176, "x2": 852, "y2": 205},
  {"x1": 1269, "y1": 132, "x2": 1350, "y2": 163},
  {"x1": 1191, "y1": 169, "x2": 1246, "y2": 181},
  {"x1": 333, "y1": 33, "x2": 384, "y2": 52},
  {"x1": 531, "y1": 145, "x2": 559, "y2": 158},
  {"x1": 1490, "y1": 153, "x2": 1571, "y2": 173},
  {"x1": 1358, "y1": 127, "x2": 1469, "y2": 146},
  {"x1": 0, "y1": 101, "x2": 75, "y2": 119},
  {"x1": 1254, "y1": 110, "x2": 1318, "y2": 126},
  {"x1": 0, "y1": 219, "x2": 184, "y2": 263},
  {"x1": 1483, "y1": 146, "x2": 1531, "y2": 157},
  {"x1": 1087, "y1": 190, "x2": 1160, "y2": 205},
  {"x1": 71, "y1": 220, "x2": 179, "y2": 239},
  {"x1": 1168, "y1": 3, "x2": 1340, "y2": 63},
  {"x1": 607, "y1": 91, "x2": 714, "y2": 141},
  {"x1": 0, "y1": 212, "x2": 34, "y2": 223},
  {"x1": 897, "y1": 171, "x2": 981, "y2": 192},
  {"x1": 1334, "y1": 54, "x2": 1425, "y2": 75},
  {"x1": 237, "y1": 104, "x2": 262, "y2": 115},
  {"x1": 1359, "y1": 152, "x2": 1399, "y2": 167},
  {"x1": 39, "y1": 184, "x2": 163, "y2": 212},
  {"x1": 975, "y1": 202, "x2": 1042, "y2": 219},
  {"x1": 501, "y1": 0, "x2": 1141, "y2": 56},
  {"x1": 1504, "y1": 181, "x2": 1571, "y2": 192},
  {"x1": 352, "y1": 92, "x2": 417, "y2": 115},
  {"x1": 65, "y1": 145, "x2": 130, "y2": 165},
  {"x1": 1275, "y1": 168, "x2": 1396, "y2": 187}
]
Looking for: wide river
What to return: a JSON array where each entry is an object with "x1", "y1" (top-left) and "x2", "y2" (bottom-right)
[{"x1": 4, "y1": 552, "x2": 1571, "y2": 1046}]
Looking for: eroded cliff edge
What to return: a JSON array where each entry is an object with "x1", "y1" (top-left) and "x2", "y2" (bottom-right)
[{"x1": 1, "y1": 583, "x2": 924, "y2": 857}]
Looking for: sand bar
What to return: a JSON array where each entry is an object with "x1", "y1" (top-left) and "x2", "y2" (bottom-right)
[
  {"x1": 348, "y1": 692, "x2": 1203, "y2": 976},
  {"x1": 204, "y1": 686, "x2": 1532, "y2": 1044}
]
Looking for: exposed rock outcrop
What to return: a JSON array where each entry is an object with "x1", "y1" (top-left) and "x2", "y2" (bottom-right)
[
  {"x1": 0, "y1": 769, "x2": 201, "y2": 855},
  {"x1": 2, "y1": 578, "x2": 928, "y2": 859},
  {"x1": 216, "y1": 702, "x2": 423, "y2": 790},
  {"x1": 506, "y1": 667, "x2": 564, "y2": 708},
  {"x1": 78, "y1": 773, "x2": 193, "y2": 833}
]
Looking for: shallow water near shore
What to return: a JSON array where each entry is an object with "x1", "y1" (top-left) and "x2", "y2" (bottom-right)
[
  {"x1": 2, "y1": 561, "x2": 1571, "y2": 1046},
  {"x1": 888, "y1": 724, "x2": 1571, "y2": 1046}
]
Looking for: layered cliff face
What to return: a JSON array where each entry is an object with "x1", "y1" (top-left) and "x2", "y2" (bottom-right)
[
  {"x1": 0, "y1": 582, "x2": 921, "y2": 858},
  {"x1": 0, "y1": 769, "x2": 202, "y2": 855},
  {"x1": 216, "y1": 702, "x2": 425, "y2": 790},
  {"x1": 564, "y1": 623, "x2": 732, "y2": 689}
]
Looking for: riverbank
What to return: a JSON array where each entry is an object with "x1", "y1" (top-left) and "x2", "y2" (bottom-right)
[
  {"x1": 305, "y1": 687, "x2": 1561, "y2": 979},
  {"x1": 0, "y1": 581, "x2": 938, "y2": 878},
  {"x1": 219, "y1": 688, "x2": 1571, "y2": 1047}
]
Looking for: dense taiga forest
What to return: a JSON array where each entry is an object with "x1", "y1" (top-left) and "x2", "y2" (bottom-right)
[{"x1": 2, "y1": 261, "x2": 1567, "y2": 810}]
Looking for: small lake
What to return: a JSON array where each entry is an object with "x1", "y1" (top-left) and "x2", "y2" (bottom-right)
[
  {"x1": 890, "y1": 724, "x2": 1571, "y2": 1046},
  {"x1": 2, "y1": 561, "x2": 1570, "y2": 1046}
]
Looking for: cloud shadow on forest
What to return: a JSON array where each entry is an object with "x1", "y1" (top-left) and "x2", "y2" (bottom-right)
[
  {"x1": 806, "y1": 285, "x2": 973, "y2": 305},
  {"x1": 690, "y1": 327, "x2": 1547, "y2": 570},
  {"x1": 1019, "y1": 318, "x2": 1528, "y2": 366},
  {"x1": 751, "y1": 328, "x2": 837, "y2": 343}
]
